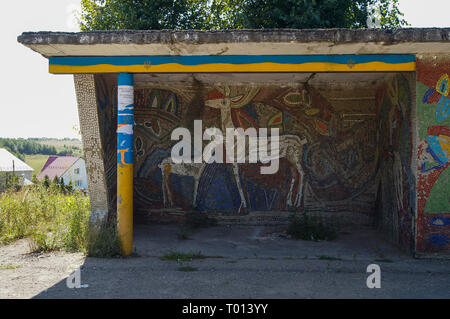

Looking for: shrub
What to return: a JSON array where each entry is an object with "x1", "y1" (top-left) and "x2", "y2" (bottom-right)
[
  {"x1": 287, "y1": 213, "x2": 339, "y2": 241},
  {"x1": 86, "y1": 219, "x2": 121, "y2": 258},
  {"x1": 0, "y1": 184, "x2": 90, "y2": 252}
]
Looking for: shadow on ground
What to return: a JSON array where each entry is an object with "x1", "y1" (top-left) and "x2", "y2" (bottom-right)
[{"x1": 33, "y1": 224, "x2": 450, "y2": 298}]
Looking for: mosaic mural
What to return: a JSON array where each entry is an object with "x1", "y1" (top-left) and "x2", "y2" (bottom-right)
[
  {"x1": 95, "y1": 76, "x2": 388, "y2": 219},
  {"x1": 416, "y1": 57, "x2": 450, "y2": 253},
  {"x1": 91, "y1": 72, "x2": 445, "y2": 256},
  {"x1": 374, "y1": 74, "x2": 415, "y2": 250}
]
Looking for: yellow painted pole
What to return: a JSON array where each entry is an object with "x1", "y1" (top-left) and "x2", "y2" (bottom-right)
[{"x1": 117, "y1": 73, "x2": 134, "y2": 255}]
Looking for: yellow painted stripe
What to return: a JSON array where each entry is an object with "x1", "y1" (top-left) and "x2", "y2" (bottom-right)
[
  {"x1": 50, "y1": 61, "x2": 416, "y2": 74},
  {"x1": 117, "y1": 163, "x2": 133, "y2": 256}
]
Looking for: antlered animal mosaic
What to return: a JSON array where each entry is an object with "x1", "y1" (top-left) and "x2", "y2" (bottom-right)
[{"x1": 128, "y1": 84, "x2": 381, "y2": 214}]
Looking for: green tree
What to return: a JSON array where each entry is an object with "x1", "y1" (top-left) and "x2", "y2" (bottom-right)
[
  {"x1": 79, "y1": 0, "x2": 407, "y2": 31},
  {"x1": 59, "y1": 177, "x2": 66, "y2": 192},
  {"x1": 43, "y1": 175, "x2": 50, "y2": 189},
  {"x1": 5, "y1": 173, "x2": 21, "y2": 191},
  {"x1": 232, "y1": 0, "x2": 407, "y2": 29},
  {"x1": 31, "y1": 174, "x2": 39, "y2": 185},
  {"x1": 79, "y1": 0, "x2": 210, "y2": 31},
  {"x1": 66, "y1": 180, "x2": 74, "y2": 194},
  {"x1": 52, "y1": 176, "x2": 60, "y2": 187}
]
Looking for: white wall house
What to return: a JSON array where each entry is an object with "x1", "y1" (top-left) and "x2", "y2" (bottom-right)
[
  {"x1": 39, "y1": 156, "x2": 88, "y2": 191},
  {"x1": 0, "y1": 148, "x2": 34, "y2": 189},
  {"x1": 60, "y1": 158, "x2": 88, "y2": 190}
]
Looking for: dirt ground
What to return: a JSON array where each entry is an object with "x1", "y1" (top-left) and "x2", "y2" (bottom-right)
[
  {"x1": 1, "y1": 224, "x2": 449, "y2": 299},
  {"x1": 0, "y1": 238, "x2": 84, "y2": 298}
]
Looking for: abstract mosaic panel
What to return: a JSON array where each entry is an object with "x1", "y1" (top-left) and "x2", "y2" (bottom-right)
[{"x1": 416, "y1": 56, "x2": 450, "y2": 253}]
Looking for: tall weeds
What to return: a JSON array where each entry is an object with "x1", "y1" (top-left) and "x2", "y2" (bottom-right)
[{"x1": 0, "y1": 182, "x2": 90, "y2": 252}]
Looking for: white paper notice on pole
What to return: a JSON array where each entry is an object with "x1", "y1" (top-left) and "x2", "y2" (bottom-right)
[
  {"x1": 118, "y1": 86, "x2": 134, "y2": 111},
  {"x1": 117, "y1": 124, "x2": 133, "y2": 135}
]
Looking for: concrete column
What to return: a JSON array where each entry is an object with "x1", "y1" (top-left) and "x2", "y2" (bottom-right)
[
  {"x1": 117, "y1": 73, "x2": 134, "y2": 255},
  {"x1": 73, "y1": 74, "x2": 109, "y2": 222}
]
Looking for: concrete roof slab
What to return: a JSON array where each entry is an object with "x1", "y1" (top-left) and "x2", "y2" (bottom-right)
[{"x1": 18, "y1": 29, "x2": 450, "y2": 58}]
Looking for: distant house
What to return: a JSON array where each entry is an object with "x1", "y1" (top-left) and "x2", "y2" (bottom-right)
[
  {"x1": 38, "y1": 156, "x2": 88, "y2": 190},
  {"x1": 0, "y1": 148, "x2": 34, "y2": 188}
]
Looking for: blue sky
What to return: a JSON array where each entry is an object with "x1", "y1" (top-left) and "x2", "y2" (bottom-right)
[{"x1": 1, "y1": 0, "x2": 449, "y2": 139}]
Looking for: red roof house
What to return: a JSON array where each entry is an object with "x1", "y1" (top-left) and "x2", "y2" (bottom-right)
[{"x1": 38, "y1": 156, "x2": 80, "y2": 180}]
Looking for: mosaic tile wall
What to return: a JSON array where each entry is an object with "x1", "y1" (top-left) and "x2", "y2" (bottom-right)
[
  {"x1": 416, "y1": 55, "x2": 450, "y2": 254},
  {"x1": 374, "y1": 74, "x2": 415, "y2": 250},
  {"x1": 94, "y1": 75, "x2": 391, "y2": 224}
]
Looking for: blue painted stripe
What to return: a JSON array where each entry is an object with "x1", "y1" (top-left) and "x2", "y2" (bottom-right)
[
  {"x1": 118, "y1": 114, "x2": 134, "y2": 125},
  {"x1": 50, "y1": 55, "x2": 416, "y2": 67},
  {"x1": 118, "y1": 73, "x2": 134, "y2": 86}
]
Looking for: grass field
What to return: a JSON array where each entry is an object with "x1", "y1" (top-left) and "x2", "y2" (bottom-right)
[
  {"x1": 35, "y1": 139, "x2": 83, "y2": 156},
  {"x1": 35, "y1": 139, "x2": 81, "y2": 149},
  {"x1": 24, "y1": 154, "x2": 50, "y2": 174}
]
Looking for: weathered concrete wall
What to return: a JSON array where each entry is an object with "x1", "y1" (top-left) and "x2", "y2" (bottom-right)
[
  {"x1": 374, "y1": 74, "x2": 416, "y2": 251},
  {"x1": 416, "y1": 54, "x2": 450, "y2": 255},
  {"x1": 74, "y1": 74, "x2": 109, "y2": 221}
]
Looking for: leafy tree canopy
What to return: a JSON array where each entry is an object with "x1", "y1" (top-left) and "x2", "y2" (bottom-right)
[{"x1": 79, "y1": 0, "x2": 407, "y2": 31}]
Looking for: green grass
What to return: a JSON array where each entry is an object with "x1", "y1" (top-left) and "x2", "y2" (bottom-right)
[
  {"x1": 318, "y1": 255, "x2": 342, "y2": 261},
  {"x1": 161, "y1": 251, "x2": 206, "y2": 262},
  {"x1": 35, "y1": 139, "x2": 82, "y2": 156},
  {"x1": 85, "y1": 220, "x2": 121, "y2": 258},
  {"x1": 178, "y1": 266, "x2": 198, "y2": 272},
  {"x1": 24, "y1": 154, "x2": 50, "y2": 173},
  {"x1": 24, "y1": 140, "x2": 84, "y2": 174},
  {"x1": 0, "y1": 264, "x2": 20, "y2": 270},
  {"x1": 36, "y1": 139, "x2": 81, "y2": 148},
  {"x1": 0, "y1": 183, "x2": 90, "y2": 253},
  {"x1": 0, "y1": 179, "x2": 122, "y2": 257},
  {"x1": 375, "y1": 258, "x2": 394, "y2": 263}
]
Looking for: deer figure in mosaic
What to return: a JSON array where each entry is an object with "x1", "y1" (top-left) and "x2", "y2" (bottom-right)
[
  {"x1": 204, "y1": 86, "x2": 308, "y2": 210},
  {"x1": 158, "y1": 158, "x2": 206, "y2": 209}
]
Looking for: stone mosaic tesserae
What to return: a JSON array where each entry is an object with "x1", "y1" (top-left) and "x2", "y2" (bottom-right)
[{"x1": 18, "y1": 29, "x2": 450, "y2": 256}]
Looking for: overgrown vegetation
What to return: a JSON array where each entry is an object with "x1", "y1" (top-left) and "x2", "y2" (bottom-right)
[
  {"x1": 0, "y1": 179, "x2": 90, "y2": 253},
  {"x1": 79, "y1": 0, "x2": 407, "y2": 31},
  {"x1": 287, "y1": 213, "x2": 339, "y2": 242},
  {"x1": 85, "y1": 219, "x2": 121, "y2": 258},
  {"x1": 0, "y1": 177, "x2": 123, "y2": 257}
]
